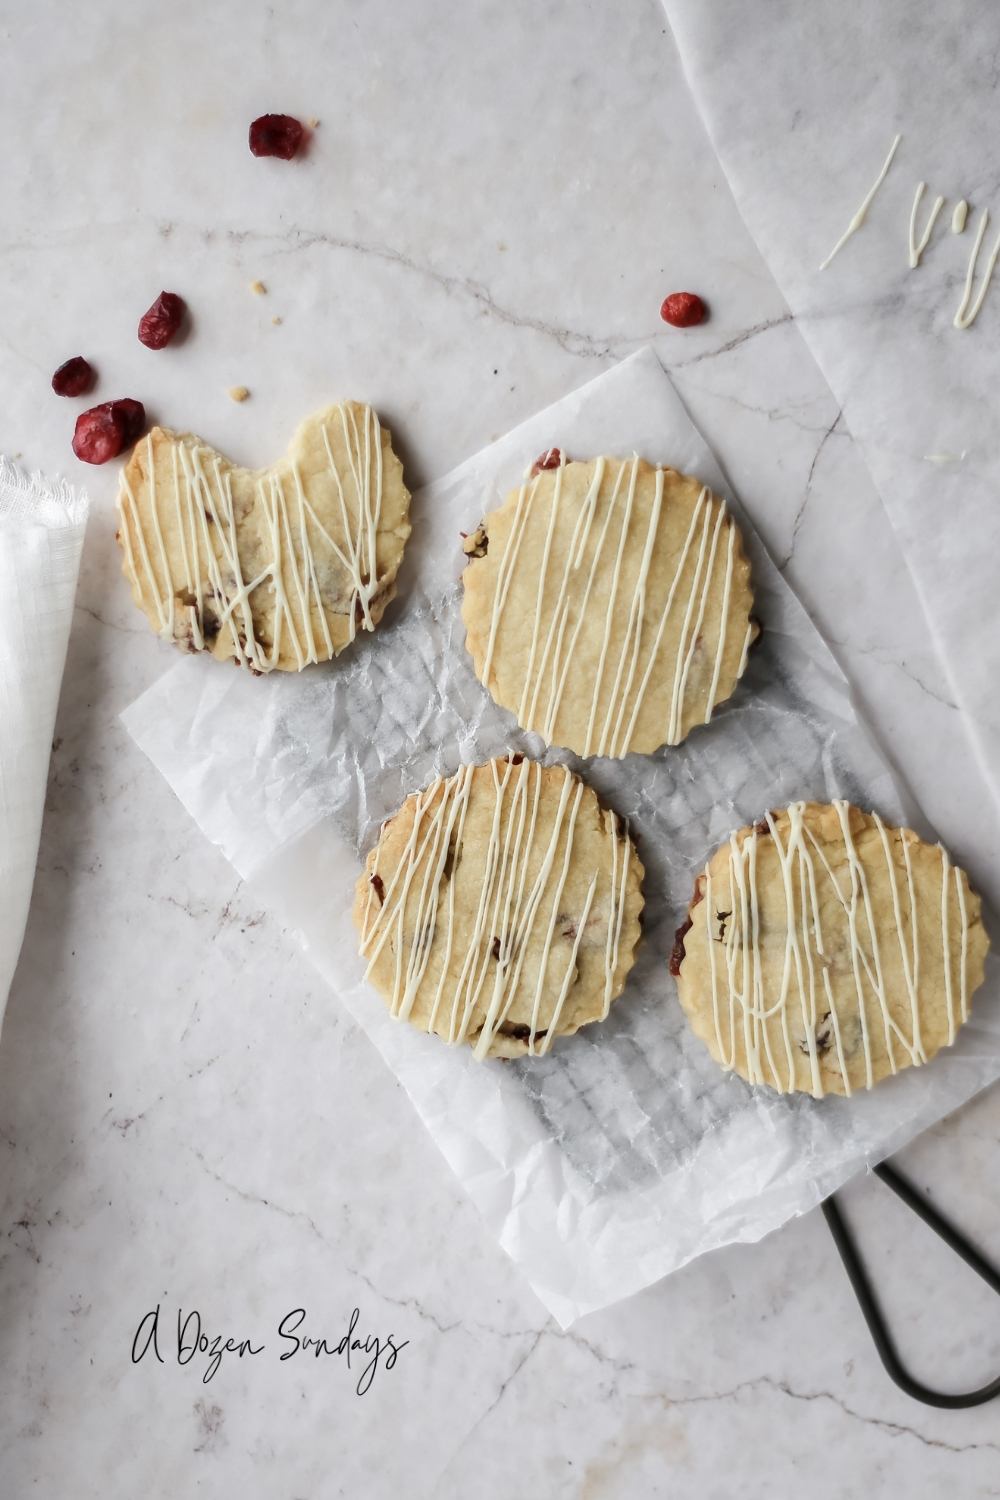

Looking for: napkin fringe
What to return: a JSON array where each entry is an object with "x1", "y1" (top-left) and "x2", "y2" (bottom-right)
[{"x1": 0, "y1": 454, "x2": 90, "y2": 529}]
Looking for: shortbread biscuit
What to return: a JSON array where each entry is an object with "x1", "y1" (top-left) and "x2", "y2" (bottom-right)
[
  {"x1": 461, "y1": 455, "x2": 757, "y2": 757},
  {"x1": 354, "y1": 756, "x2": 644, "y2": 1059},
  {"x1": 116, "y1": 400, "x2": 410, "y2": 671},
  {"x1": 673, "y1": 801, "x2": 990, "y2": 1097}
]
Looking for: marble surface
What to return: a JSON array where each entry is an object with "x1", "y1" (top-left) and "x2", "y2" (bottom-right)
[
  {"x1": 663, "y1": 0, "x2": 1000, "y2": 837},
  {"x1": 1, "y1": 1, "x2": 998, "y2": 1495}
]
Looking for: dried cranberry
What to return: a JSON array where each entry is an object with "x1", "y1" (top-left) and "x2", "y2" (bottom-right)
[
  {"x1": 51, "y1": 356, "x2": 95, "y2": 397},
  {"x1": 109, "y1": 398, "x2": 146, "y2": 446},
  {"x1": 660, "y1": 292, "x2": 707, "y2": 328},
  {"x1": 71, "y1": 398, "x2": 146, "y2": 463},
  {"x1": 249, "y1": 114, "x2": 305, "y2": 159},
  {"x1": 72, "y1": 403, "x2": 127, "y2": 465},
  {"x1": 531, "y1": 447, "x2": 563, "y2": 476},
  {"x1": 138, "y1": 291, "x2": 186, "y2": 349},
  {"x1": 669, "y1": 916, "x2": 694, "y2": 977}
]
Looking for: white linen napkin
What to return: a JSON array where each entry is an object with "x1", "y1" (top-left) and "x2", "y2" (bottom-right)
[{"x1": 0, "y1": 458, "x2": 88, "y2": 1026}]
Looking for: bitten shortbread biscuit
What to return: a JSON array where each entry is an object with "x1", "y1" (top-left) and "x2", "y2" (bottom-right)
[
  {"x1": 461, "y1": 455, "x2": 757, "y2": 757},
  {"x1": 672, "y1": 800, "x2": 991, "y2": 1097},
  {"x1": 116, "y1": 400, "x2": 411, "y2": 672},
  {"x1": 353, "y1": 756, "x2": 644, "y2": 1059}
]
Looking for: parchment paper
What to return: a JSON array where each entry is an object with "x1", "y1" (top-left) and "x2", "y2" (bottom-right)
[
  {"x1": 122, "y1": 349, "x2": 1000, "y2": 1327},
  {"x1": 661, "y1": 0, "x2": 1000, "y2": 840}
]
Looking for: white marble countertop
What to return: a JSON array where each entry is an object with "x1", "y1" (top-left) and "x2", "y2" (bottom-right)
[{"x1": 2, "y1": 2, "x2": 998, "y2": 1495}]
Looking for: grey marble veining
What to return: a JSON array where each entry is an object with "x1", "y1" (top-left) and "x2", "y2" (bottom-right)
[{"x1": 0, "y1": 1, "x2": 997, "y2": 1495}]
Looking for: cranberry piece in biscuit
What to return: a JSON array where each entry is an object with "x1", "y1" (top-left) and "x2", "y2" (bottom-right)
[{"x1": 531, "y1": 447, "x2": 564, "y2": 476}]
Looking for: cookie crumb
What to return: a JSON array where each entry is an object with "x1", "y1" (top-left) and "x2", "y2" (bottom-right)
[
  {"x1": 228, "y1": 386, "x2": 250, "y2": 403},
  {"x1": 271, "y1": 315, "x2": 282, "y2": 326},
  {"x1": 307, "y1": 117, "x2": 320, "y2": 129},
  {"x1": 249, "y1": 279, "x2": 267, "y2": 296}
]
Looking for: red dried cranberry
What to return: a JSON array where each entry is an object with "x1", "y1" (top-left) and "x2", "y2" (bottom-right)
[
  {"x1": 531, "y1": 447, "x2": 563, "y2": 476},
  {"x1": 669, "y1": 916, "x2": 694, "y2": 977},
  {"x1": 109, "y1": 398, "x2": 146, "y2": 446},
  {"x1": 660, "y1": 292, "x2": 707, "y2": 328},
  {"x1": 72, "y1": 403, "x2": 127, "y2": 465},
  {"x1": 51, "y1": 356, "x2": 95, "y2": 397},
  {"x1": 138, "y1": 291, "x2": 186, "y2": 349},
  {"x1": 249, "y1": 114, "x2": 305, "y2": 159}
]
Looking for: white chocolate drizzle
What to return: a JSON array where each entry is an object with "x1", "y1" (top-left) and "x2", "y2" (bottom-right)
[
  {"x1": 698, "y1": 801, "x2": 971, "y2": 1097},
  {"x1": 819, "y1": 133, "x2": 901, "y2": 271},
  {"x1": 117, "y1": 403, "x2": 387, "y2": 671},
  {"x1": 359, "y1": 759, "x2": 634, "y2": 1059},
  {"x1": 819, "y1": 138, "x2": 1000, "y2": 330},
  {"x1": 907, "y1": 182, "x2": 944, "y2": 268},
  {"x1": 953, "y1": 208, "x2": 1000, "y2": 329},
  {"x1": 479, "y1": 455, "x2": 746, "y2": 757}
]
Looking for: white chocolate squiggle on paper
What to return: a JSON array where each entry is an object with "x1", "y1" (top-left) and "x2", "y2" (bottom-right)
[
  {"x1": 908, "y1": 181, "x2": 944, "y2": 268},
  {"x1": 818, "y1": 137, "x2": 1000, "y2": 330},
  {"x1": 479, "y1": 456, "x2": 747, "y2": 757},
  {"x1": 819, "y1": 133, "x2": 901, "y2": 271},
  {"x1": 700, "y1": 801, "x2": 970, "y2": 1097},
  {"x1": 359, "y1": 759, "x2": 634, "y2": 1060},
  {"x1": 117, "y1": 403, "x2": 386, "y2": 672},
  {"x1": 953, "y1": 208, "x2": 1000, "y2": 329}
]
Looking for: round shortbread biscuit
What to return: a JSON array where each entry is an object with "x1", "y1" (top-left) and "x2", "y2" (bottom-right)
[
  {"x1": 116, "y1": 400, "x2": 410, "y2": 672},
  {"x1": 461, "y1": 455, "x2": 757, "y2": 757},
  {"x1": 353, "y1": 756, "x2": 644, "y2": 1059},
  {"x1": 673, "y1": 800, "x2": 991, "y2": 1097}
]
